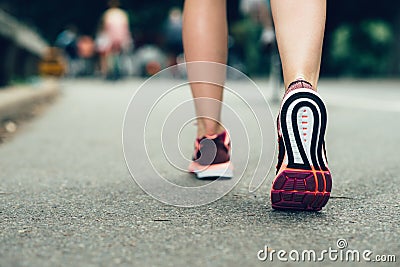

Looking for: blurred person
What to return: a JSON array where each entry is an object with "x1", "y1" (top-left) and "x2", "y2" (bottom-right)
[
  {"x1": 95, "y1": 29, "x2": 110, "y2": 73},
  {"x1": 131, "y1": 45, "x2": 167, "y2": 77},
  {"x1": 76, "y1": 35, "x2": 96, "y2": 76},
  {"x1": 164, "y1": 7, "x2": 183, "y2": 68},
  {"x1": 77, "y1": 36, "x2": 95, "y2": 59},
  {"x1": 232, "y1": 0, "x2": 275, "y2": 75},
  {"x1": 55, "y1": 25, "x2": 78, "y2": 59},
  {"x1": 184, "y1": 0, "x2": 331, "y2": 211},
  {"x1": 55, "y1": 25, "x2": 78, "y2": 76},
  {"x1": 240, "y1": 0, "x2": 274, "y2": 45},
  {"x1": 97, "y1": 0, "x2": 133, "y2": 79}
]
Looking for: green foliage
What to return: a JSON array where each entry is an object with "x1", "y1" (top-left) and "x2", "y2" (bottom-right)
[{"x1": 330, "y1": 20, "x2": 395, "y2": 76}]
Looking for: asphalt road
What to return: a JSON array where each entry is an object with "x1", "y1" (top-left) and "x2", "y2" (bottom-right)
[{"x1": 0, "y1": 78, "x2": 399, "y2": 267}]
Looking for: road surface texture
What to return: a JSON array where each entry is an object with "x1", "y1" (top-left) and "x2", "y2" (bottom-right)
[{"x1": 1, "y1": 78, "x2": 399, "y2": 267}]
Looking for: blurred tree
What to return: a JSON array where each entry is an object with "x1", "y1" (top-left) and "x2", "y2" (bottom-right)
[
  {"x1": 324, "y1": 0, "x2": 400, "y2": 77},
  {"x1": 329, "y1": 20, "x2": 394, "y2": 76}
]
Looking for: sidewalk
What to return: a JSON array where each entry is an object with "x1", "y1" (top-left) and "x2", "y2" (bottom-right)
[{"x1": 0, "y1": 79, "x2": 59, "y2": 122}]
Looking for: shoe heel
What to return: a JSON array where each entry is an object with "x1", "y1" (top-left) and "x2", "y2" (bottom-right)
[{"x1": 271, "y1": 169, "x2": 331, "y2": 211}]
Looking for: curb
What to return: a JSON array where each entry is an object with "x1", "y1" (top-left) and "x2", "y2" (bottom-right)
[{"x1": 0, "y1": 79, "x2": 60, "y2": 122}]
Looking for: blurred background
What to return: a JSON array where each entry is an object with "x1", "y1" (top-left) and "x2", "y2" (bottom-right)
[{"x1": 0, "y1": 0, "x2": 399, "y2": 86}]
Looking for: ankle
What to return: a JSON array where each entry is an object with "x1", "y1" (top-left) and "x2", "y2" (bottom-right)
[
  {"x1": 197, "y1": 124, "x2": 225, "y2": 139},
  {"x1": 287, "y1": 79, "x2": 314, "y2": 92}
]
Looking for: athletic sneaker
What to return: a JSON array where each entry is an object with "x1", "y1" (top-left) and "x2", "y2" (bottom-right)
[
  {"x1": 188, "y1": 131, "x2": 233, "y2": 179},
  {"x1": 271, "y1": 80, "x2": 332, "y2": 211}
]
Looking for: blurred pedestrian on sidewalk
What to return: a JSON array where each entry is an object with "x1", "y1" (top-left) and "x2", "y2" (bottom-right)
[
  {"x1": 164, "y1": 7, "x2": 183, "y2": 68},
  {"x1": 55, "y1": 25, "x2": 78, "y2": 76},
  {"x1": 96, "y1": 0, "x2": 133, "y2": 79},
  {"x1": 231, "y1": 0, "x2": 275, "y2": 75}
]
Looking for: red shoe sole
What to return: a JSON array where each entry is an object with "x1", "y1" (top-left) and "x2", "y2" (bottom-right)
[{"x1": 271, "y1": 169, "x2": 332, "y2": 211}]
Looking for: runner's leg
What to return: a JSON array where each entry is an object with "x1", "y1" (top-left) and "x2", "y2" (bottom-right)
[
  {"x1": 271, "y1": 0, "x2": 326, "y2": 89},
  {"x1": 182, "y1": 0, "x2": 228, "y2": 138}
]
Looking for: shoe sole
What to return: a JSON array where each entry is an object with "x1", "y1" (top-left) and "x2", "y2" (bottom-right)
[
  {"x1": 271, "y1": 89, "x2": 332, "y2": 211},
  {"x1": 188, "y1": 161, "x2": 233, "y2": 179}
]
